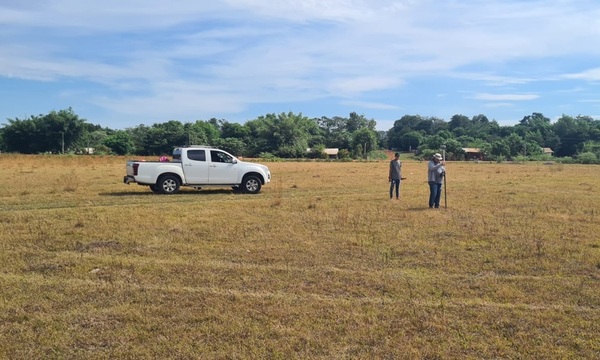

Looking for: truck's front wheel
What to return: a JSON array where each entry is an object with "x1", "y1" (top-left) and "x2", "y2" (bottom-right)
[
  {"x1": 242, "y1": 175, "x2": 262, "y2": 194},
  {"x1": 157, "y1": 175, "x2": 180, "y2": 194}
]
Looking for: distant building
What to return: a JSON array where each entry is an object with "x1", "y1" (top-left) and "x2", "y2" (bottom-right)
[
  {"x1": 462, "y1": 148, "x2": 484, "y2": 160},
  {"x1": 306, "y1": 148, "x2": 339, "y2": 159},
  {"x1": 323, "y1": 148, "x2": 339, "y2": 159},
  {"x1": 541, "y1": 147, "x2": 554, "y2": 156}
]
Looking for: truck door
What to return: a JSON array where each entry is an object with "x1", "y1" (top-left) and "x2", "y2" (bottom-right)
[
  {"x1": 182, "y1": 149, "x2": 209, "y2": 183},
  {"x1": 209, "y1": 150, "x2": 239, "y2": 184}
]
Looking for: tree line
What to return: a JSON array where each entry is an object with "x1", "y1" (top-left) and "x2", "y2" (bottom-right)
[{"x1": 1, "y1": 108, "x2": 600, "y2": 163}]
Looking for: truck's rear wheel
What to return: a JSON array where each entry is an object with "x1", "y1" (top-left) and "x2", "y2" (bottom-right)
[
  {"x1": 242, "y1": 175, "x2": 262, "y2": 194},
  {"x1": 157, "y1": 175, "x2": 180, "y2": 194}
]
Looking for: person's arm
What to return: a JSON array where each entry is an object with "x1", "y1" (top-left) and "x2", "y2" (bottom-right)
[
  {"x1": 428, "y1": 161, "x2": 442, "y2": 171},
  {"x1": 399, "y1": 161, "x2": 406, "y2": 180}
]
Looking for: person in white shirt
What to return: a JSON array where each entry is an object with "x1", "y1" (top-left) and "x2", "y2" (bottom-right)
[{"x1": 427, "y1": 153, "x2": 445, "y2": 208}]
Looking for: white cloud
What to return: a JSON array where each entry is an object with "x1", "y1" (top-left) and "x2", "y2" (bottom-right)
[
  {"x1": 328, "y1": 76, "x2": 404, "y2": 95},
  {"x1": 483, "y1": 102, "x2": 514, "y2": 108},
  {"x1": 340, "y1": 100, "x2": 401, "y2": 110},
  {"x1": 471, "y1": 93, "x2": 540, "y2": 101},
  {"x1": 563, "y1": 68, "x2": 600, "y2": 81},
  {"x1": 454, "y1": 73, "x2": 536, "y2": 86}
]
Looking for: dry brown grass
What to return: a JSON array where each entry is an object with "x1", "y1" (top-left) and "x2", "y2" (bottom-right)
[{"x1": 0, "y1": 154, "x2": 599, "y2": 359}]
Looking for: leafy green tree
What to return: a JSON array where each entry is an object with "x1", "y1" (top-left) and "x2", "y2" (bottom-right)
[
  {"x1": 525, "y1": 141, "x2": 543, "y2": 156},
  {"x1": 387, "y1": 115, "x2": 426, "y2": 149},
  {"x1": 207, "y1": 118, "x2": 224, "y2": 132},
  {"x1": 515, "y1": 112, "x2": 559, "y2": 150},
  {"x1": 0, "y1": 128, "x2": 5, "y2": 151},
  {"x1": 347, "y1": 112, "x2": 376, "y2": 132},
  {"x1": 250, "y1": 112, "x2": 322, "y2": 158},
  {"x1": 1, "y1": 108, "x2": 86, "y2": 153},
  {"x1": 387, "y1": 114, "x2": 449, "y2": 150},
  {"x1": 213, "y1": 137, "x2": 246, "y2": 156},
  {"x1": 577, "y1": 152, "x2": 598, "y2": 164},
  {"x1": 221, "y1": 121, "x2": 250, "y2": 140},
  {"x1": 216, "y1": 122, "x2": 251, "y2": 155},
  {"x1": 497, "y1": 125, "x2": 517, "y2": 138},
  {"x1": 104, "y1": 130, "x2": 134, "y2": 155},
  {"x1": 523, "y1": 130, "x2": 544, "y2": 147},
  {"x1": 505, "y1": 133, "x2": 526, "y2": 158},
  {"x1": 469, "y1": 114, "x2": 501, "y2": 141},
  {"x1": 553, "y1": 115, "x2": 596, "y2": 157},
  {"x1": 351, "y1": 127, "x2": 378, "y2": 158},
  {"x1": 78, "y1": 129, "x2": 108, "y2": 153},
  {"x1": 456, "y1": 135, "x2": 476, "y2": 146},
  {"x1": 582, "y1": 140, "x2": 600, "y2": 159},
  {"x1": 423, "y1": 134, "x2": 447, "y2": 151},
  {"x1": 449, "y1": 114, "x2": 470, "y2": 132},
  {"x1": 143, "y1": 121, "x2": 187, "y2": 155},
  {"x1": 377, "y1": 130, "x2": 388, "y2": 149},
  {"x1": 430, "y1": 117, "x2": 449, "y2": 134},
  {"x1": 474, "y1": 141, "x2": 492, "y2": 159},
  {"x1": 490, "y1": 140, "x2": 511, "y2": 158},
  {"x1": 442, "y1": 138, "x2": 464, "y2": 160},
  {"x1": 242, "y1": 119, "x2": 269, "y2": 157},
  {"x1": 308, "y1": 144, "x2": 328, "y2": 159},
  {"x1": 338, "y1": 148, "x2": 351, "y2": 159},
  {"x1": 1, "y1": 117, "x2": 37, "y2": 153},
  {"x1": 45, "y1": 109, "x2": 87, "y2": 153},
  {"x1": 185, "y1": 121, "x2": 220, "y2": 146},
  {"x1": 316, "y1": 115, "x2": 361, "y2": 150},
  {"x1": 398, "y1": 131, "x2": 424, "y2": 152}
]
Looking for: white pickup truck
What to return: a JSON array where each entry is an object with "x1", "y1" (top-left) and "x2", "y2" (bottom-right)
[{"x1": 123, "y1": 146, "x2": 271, "y2": 194}]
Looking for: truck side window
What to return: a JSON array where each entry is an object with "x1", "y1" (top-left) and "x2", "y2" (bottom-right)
[
  {"x1": 172, "y1": 149, "x2": 182, "y2": 162},
  {"x1": 188, "y1": 150, "x2": 206, "y2": 162},
  {"x1": 211, "y1": 150, "x2": 232, "y2": 163}
]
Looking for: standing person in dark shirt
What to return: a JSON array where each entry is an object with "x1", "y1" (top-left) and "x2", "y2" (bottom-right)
[{"x1": 389, "y1": 152, "x2": 402, "y2": 200}]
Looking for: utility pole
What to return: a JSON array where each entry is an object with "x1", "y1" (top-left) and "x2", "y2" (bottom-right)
[{"x1": 60, "y1": 131, "x2": 65, "y2": 154}]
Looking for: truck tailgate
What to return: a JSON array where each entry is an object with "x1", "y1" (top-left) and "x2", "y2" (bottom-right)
[{"x1": 126, "y1": 161, "x2": 136, "y2": 176}]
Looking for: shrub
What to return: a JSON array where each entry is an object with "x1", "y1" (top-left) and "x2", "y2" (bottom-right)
[
  {"x1": 338, "y1": 149, "x2": 351, "y2": 159},
  {"x1": 555, "y1": 156, "x2": 575, "y2": 164},
  {"x1": 367, "y1": 150, "x2": 389, "y2": 160},
  {"x1": 577, "y1": 152, "x2": 598, "y2": 164},
  {"x1": 513, "y1": 155, "x2": 528, "y2": 163},
  {"x1": 530, "y1": 154, "x2": 554, "y2": 162},
  {"x1": 258, "y1": 152, "x2": 282, "y2": 162}
]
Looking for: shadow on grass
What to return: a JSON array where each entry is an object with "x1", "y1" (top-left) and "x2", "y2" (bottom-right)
[
  {"x1": 404, "y1": 206, "x2": 449, "y2": 211},
  {"x1": 100, "y1": 189, "x2": 238, "y2": 197}
]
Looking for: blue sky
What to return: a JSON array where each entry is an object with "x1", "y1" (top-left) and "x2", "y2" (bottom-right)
[{"x1": 1, "y1": 0, "x2": 600, "y2": 131}]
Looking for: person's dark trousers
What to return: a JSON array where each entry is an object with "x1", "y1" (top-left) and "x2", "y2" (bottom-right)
[
  {"x1": 428, "y1": 181, "x2": 442, "y2": 208},
  {"x1": 390, "y1": 179, "x2": 400, "y2": 199}
]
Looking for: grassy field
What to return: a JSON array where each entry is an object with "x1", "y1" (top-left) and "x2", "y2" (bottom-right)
[{"x1": 0, "y1": 154, "x2": 599, "y2": 359}]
